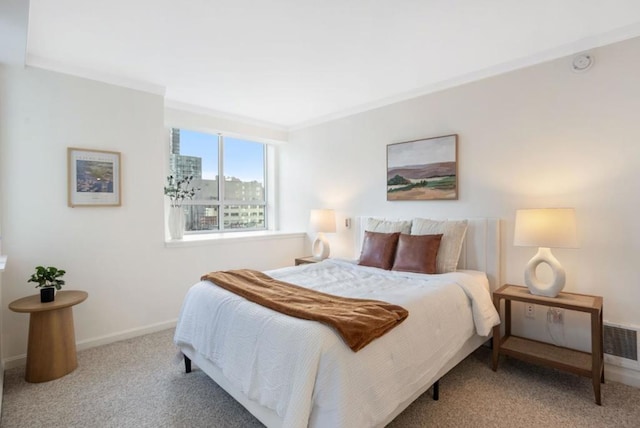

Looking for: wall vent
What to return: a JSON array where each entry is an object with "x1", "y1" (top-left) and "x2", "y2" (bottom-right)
[{"x1": 604, "y1": 322, "x2": 640, "y2": 370}]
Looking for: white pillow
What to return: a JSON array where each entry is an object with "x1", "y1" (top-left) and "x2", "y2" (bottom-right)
[
  {"x1": 411, "y1": 218, "x2": 468, "y2": 273},
  {"x1": 366, "y1": 218, "x2": 412, "y2": 234}
]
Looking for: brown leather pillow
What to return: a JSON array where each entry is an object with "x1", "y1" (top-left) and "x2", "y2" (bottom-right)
[
  {"x1": 358, "y1": 231, "x2": 400, "y2": 270},
  {"x1": 392, "y1": 234, "x2": 443, "y2": 274}
]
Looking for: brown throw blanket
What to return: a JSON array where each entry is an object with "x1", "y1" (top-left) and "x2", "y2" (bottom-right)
[{"x1": 201, "y1": 269, "x2": 409, "y2": 352}]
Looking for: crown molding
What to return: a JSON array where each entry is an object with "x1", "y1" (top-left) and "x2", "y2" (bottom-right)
[
  {"x1": 289, "y1": 23, "x2": 640, "y2": 131},
  {"x1": 25, "y1": 54, "x2": 166, "y2": 96}
]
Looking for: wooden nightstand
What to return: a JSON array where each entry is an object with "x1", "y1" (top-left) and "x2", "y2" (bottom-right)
[
  {"x1": 491, "y1": 284, "x2": 604, "y2": 405},
  {"x1": 294, "y1": 256, "x2": 321, "y2": 266},
  {"x1": 9, "y1": 290, "x2": 88, "y2": 382}
]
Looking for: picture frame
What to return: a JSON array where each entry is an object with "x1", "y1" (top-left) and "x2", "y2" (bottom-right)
[
  {"x1": 387, "y1": 134, "x2": 458, "y2": 201},
  {"x1": 67, "y1": 147, "x2": 121, "y2": 207}
]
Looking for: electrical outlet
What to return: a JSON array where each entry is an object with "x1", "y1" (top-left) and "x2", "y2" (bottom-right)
[{"x1": 525, "y1": 304, "x2": 535, "y2": 319}]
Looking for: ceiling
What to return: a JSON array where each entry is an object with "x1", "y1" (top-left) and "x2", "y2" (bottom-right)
[{"x1": 24, "y1": 0, "x2": 640, "y2": 129}]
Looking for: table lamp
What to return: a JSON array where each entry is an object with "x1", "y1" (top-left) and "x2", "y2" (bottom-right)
[
  {"x1": 310, "y1": 209, "x2": 336, "y2": 260},
  {"x1": 514, "y1": 208, "x2": 578, "y2": 297}
]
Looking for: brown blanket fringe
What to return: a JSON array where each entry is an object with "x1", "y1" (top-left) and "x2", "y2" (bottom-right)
[{"x1": 201, "y1": 269, "x2": 409, "y2": 352}]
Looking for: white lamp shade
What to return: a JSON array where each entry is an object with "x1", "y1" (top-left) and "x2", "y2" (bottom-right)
[
  {"x1": 310, "y1": 209, "x2": 336, "y2": 233},
  {"x1": 514, "y1": 208, "x2": 578, "y2": 249}
]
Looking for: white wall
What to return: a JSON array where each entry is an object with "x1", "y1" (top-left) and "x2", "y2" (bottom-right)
[
  {"x1": 0, "y1": 65, "x2": 304, "y2": 363},
  {"x1": 280, "y1": 37, "x2": 640, "y2": 378}
]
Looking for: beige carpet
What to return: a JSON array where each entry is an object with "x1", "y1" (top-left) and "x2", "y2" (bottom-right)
[{"x1": 2, "y1": 329, "x2": 639, "y2": 427}]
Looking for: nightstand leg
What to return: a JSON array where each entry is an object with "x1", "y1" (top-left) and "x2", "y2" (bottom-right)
[
  {"x1": 492, "y1": 295, "x2": 501, "y2": 371},
  {"x1": 591, "y1": 309, "x2": 603, "y2": 405},
  {"x1": 600, "y1": 309, "x2": 605, "y2": 383},
  {"x1": 593, "y1": 381, "x2": 601, "y2": 405},
  {"x1": 504, "y1": 300, "x2": 511, "y2": 337}
]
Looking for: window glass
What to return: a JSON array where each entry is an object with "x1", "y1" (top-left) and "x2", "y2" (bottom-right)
[
  {"x1": 223, "y1": 137, "x2": 265, "y2": 202},
  {"x1": 223, "y1": 205, "x2": 266, "y2": 230},
  {"x1": 184, "y1": 205, "x2": 219, "y2": 231},
  {"x1": 170, "y1": 129, "x2": 219, "y2": 201},
  {"x1": 168, "y1": 128, "x2": 267, "y2": 233}
]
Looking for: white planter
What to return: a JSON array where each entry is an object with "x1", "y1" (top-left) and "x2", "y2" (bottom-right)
[{"x1": 168, "y1": 206, "x2": 185, "y2": 240}]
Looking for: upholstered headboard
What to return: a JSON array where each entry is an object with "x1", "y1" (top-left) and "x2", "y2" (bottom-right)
[{"x1": 355, "y1": 217, "x2": 501, "y2": 291}]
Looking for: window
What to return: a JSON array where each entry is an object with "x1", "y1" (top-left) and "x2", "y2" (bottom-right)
[{"x1": 169, "y1": 128, "x2": 267, "y2": 232}]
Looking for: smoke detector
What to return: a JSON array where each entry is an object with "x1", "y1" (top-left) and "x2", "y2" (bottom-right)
[{"x1": 571, "y1": 54, "x2": 594, "y2": 73}]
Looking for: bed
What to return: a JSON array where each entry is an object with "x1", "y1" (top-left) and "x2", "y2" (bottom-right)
[{"x1": 174, "y1": 217, "x2": 501, "y2": 427}]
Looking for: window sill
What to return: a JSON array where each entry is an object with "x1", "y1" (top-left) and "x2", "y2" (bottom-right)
[{"x1": 164, "y1": 230, "x2": 305, "y2": 248}]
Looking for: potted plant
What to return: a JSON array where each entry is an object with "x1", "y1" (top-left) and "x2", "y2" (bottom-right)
[
  {"x1": 164, "y1": 175, "x2": 200, "y2": 239},
  {"x1": 28, "y1": 266, "x2": 66, "y2": 303}
]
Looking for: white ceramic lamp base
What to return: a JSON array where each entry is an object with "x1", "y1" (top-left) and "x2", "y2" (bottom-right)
[
  {"x1": 524, "y1": 247, "x2": 566, "y2": 297},
  {"x1": 312, "y1": 233, "x2": 330, "y2": 260}
]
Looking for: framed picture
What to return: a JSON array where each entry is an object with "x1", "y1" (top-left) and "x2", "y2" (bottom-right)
[
  {"x1": 387, "y1": 134, "x2": 458, "y2": 201},
  {"x1": 67, "y1": 147, "x2": 121, "y2": 207}
]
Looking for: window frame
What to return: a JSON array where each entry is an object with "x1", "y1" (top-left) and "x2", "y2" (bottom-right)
[{"x1": 170, "y1": 128, "x2": 268, "y2": 234}]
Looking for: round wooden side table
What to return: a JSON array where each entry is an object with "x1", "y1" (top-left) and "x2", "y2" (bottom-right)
[{"x1": 9, "y1": 290, "x2": 88, "y2": 383}]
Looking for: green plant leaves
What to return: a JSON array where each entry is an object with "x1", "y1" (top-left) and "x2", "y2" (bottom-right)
[{"x1": 27, "y1": 266, "x2": 66, "y2": 289}]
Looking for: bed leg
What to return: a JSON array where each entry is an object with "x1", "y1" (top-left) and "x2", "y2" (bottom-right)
[
  {"x1": 184, "y1": 355, "x2": 192, "y2": 373},
  {"x1": 432, "y1": 380, "x2": 439, "y2": 401}
]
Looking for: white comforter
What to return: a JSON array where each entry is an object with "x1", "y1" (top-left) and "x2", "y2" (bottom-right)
[{"x1": 174, "y1": 259, "x2": 499, "y2": 428}]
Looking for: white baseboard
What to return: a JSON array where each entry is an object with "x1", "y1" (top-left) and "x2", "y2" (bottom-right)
[
  {"x1": 2, "y1": 319, "x2": 178, "y2": 370},
  {"x1": 605, "y1": 363, "x2": 640, "y2": 389},
  {"x1": 76, "y1": 319, "x2": 178, "y2": 351}
]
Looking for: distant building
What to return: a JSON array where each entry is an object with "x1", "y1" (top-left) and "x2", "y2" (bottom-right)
[
  {"x1": 169, "y1": 154, "x2": 201, "y2": 179},
  {"x1": 170, "y1": 128, "x2": 180, "y2": 155},
  {"x1": 169, "y1": 129, "x2": 264, "y2": 231},
  {"x1": 223, "y1": 177, "x2": 265, "y2": 230}
]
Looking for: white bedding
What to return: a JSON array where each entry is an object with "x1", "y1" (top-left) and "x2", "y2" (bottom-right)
[{"x1": 174, "y1": 258, "x2": 500, "y2": 427}]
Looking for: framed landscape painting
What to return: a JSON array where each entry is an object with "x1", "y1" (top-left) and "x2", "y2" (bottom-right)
[
  {"x1": 387, "y1": 134, "x2": 458, "y2": 201},
  {"x1": 67, "y1": 147, "x2": 121, "y2": 207}
]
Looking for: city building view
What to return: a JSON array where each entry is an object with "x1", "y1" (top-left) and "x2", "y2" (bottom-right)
[{"x1": 169, "y1": 129, "x2": 266, "y2": 232}]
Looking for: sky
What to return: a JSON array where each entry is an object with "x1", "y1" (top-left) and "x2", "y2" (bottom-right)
[{"x1": 179, "y1": 129, "x2": 264, "y2": 182}]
